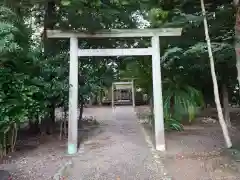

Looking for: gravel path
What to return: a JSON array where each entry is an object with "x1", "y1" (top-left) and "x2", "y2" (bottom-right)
[{"x1": 69, "y1": 106, "x2": 169, "y2": 180}]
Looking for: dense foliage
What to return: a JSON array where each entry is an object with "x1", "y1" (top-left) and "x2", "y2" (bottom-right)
[
  {"x1": 0, "y1": 0, "x2": 239, "y2": 155},
  {"x1": 119, "y1": 0, "x2": 237, "y2": 130}
]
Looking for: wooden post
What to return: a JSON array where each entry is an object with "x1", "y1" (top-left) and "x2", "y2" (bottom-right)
[
  {"x1": 68, "y1": 37, "x2": 78, "y2": 155},
  {"x1": 151, "y1": 36, "x2": 165, "y2": 151},
  {"x1": 132, "y1": 80, "x2": 135, "y2": 107}
]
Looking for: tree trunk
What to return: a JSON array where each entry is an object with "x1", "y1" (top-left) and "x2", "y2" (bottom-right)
[
  {"x1": 149, "y1": 92, "x2": 154, "y2": 128},
  {"x1": 28, "y1": 119, "x2": 40, "y2": 134},
  {"x1": 89, "y1": 95, "x2": 93, "y2": 106},
  {"x1": 63, "y1": 105, "x2": 68, "y2": 136},
  {"x1": 234, "y1": 3, "x2": 240, "y2": 130},
  {"x1": 43, "y1": 1, "x2": 56, "y2": 54},
  {"x1": 200, "y1": 0, "x2": 232, "y2": 148},
  {"x1": 42, "y1": 1, "x2": 57, "y2": 134},
  {"x1": 94, "y1": 94, "x2": 98, "y2": 105},
  {"x1": 46, "y1": 103, "x2": 55, "y2": 134},
  {"x1": 78, "y1": 95, "x2": 84, "y2": 128},
  {"x1": 235, "y1": 5, "x2": 240, "y2": 94},
  {"x1": 98, "y1": 90, "x2": 102, "y2": 105},
  {"x1": 170, "y1": 95, "x2": 175, "y2": 117},
  {"x1": 222, "y1": 84, "x2": 231, "y2": 127}
]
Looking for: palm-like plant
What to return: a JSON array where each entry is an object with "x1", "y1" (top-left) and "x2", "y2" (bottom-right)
[
  {"x1": 163, "y1": 76, "x2": 204, "y2": 131},
  {"x1": 119, "y1": 58, "x2": 204, "y2": 131}
]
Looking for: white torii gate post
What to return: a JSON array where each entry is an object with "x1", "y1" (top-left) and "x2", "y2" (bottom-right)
[
  {"x1": 152, "y1": 36, "x2": 165, "y2": 151},
  {"x1": 68, "y1": 37, "x2": 78, "y2": 154},
  {"x1": 47, "y1": 28, "x2": 182, "y2": 154}
]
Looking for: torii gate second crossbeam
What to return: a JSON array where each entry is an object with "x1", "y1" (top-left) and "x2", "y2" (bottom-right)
[{"x1": 47, "y1": 28, "x2": 182, "y2": 155}]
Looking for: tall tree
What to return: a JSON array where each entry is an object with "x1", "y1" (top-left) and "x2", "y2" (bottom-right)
[
  {"x1": 200, "y1": 0, "x2": 232, "y2": 148},
  {"x1": 234, "y1": 0, "x2": 240, "y2": 102}
]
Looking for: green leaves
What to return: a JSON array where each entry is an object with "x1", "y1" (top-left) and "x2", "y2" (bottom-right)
[
  {"x1": 163, "y1": 79, "x2": 204, "y2": 130},
  {"x1": 148, "y1": 8, "x2": 169, "y2": 27},
  {"x1": 61, "y1": 0, "x2": 71, "y2": 6},
  {"x1": 0, "y1": 7, "x2": 45, "y2": 144}
]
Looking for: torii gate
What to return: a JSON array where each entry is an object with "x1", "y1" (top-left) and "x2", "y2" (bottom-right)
[
  {"x1": 112, "y1": 80, "x2": 135, "y2": 108},
  {"x1": 47, "y1": 28, "x2": 182, "y2": 155}
]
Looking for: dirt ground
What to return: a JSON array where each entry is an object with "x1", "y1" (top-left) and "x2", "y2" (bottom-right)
[
  {"x1": 0, "y1": 135, "x2": 70, "y2": 180},
  {"x1": 0, "y1": 107, "x2": 100, "y2": 180},
  {"x1": 136, "y1": 106, "x2": 240, "y2": 180},
  {"x1": 2, "y1": 106, "x2": 240, "y2": 180}
]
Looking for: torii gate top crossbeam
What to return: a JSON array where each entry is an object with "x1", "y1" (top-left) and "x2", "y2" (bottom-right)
[
  {"x1": 47, "y1": 28, "x2": 182, "y2": 38},
  {"x1": 113, "y1": 81, "x2": 133, "y2": 90}
]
